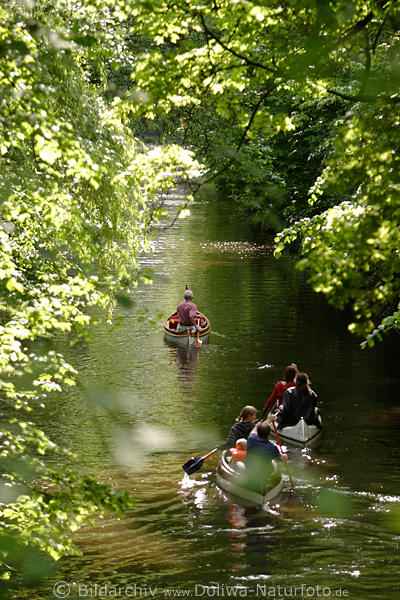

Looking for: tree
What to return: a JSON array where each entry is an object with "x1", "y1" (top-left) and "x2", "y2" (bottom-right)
[
  {"x1": 129, "y1": 0, "x2": 400, "y2": 345},
  {"x1": 0, "y1": 0, "x2": 198, "y2": 594}
]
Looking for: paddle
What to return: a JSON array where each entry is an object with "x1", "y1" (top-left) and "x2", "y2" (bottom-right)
[
  {"x1": 194, "y1": 328, "x2": 202, "y2": 346},
  {"x1": 260, "y1": 396, "x2": 281, "y2": 421},
  {"x1": 272, "y1": 421, "x2": 295, "y2": 491},
  {"x1": 182, "y1": 447, "x2": 220, "y2": 475},
  {"x1": 193, "y1": 316, "x2": 202, "y2": 346}
]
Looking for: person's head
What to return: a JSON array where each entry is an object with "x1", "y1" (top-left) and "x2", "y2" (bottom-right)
[
  {"x1": 296, "y1": 372, "x2": 311, "y2": 395},
  {"x1": 284, "y1": 365, "x2": 297, "y2": 383},
  {"x1": 296, "y1": 372, "x2": 308, "y2": 386},
  {"x1": 184, "y1": 289, "x2": 194, "y2": 300},
  {"x1": 236, "y1": 405, "x2": 257, "y2": 422},
  {"x1": 236, "y1": 438, "x2": 247, "y2": 450},
  {"x1": 256, "y1": 421, "x2": 271, "y2": 440}
]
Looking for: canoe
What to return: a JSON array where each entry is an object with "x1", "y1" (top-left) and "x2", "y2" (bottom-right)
[
  {"x1": 276, "y1": 416, "x2": 322, "y2": 447},
  {"x1": 163, "y1": 311, "x2": 211, "y2": 346},
  {"x1": 216, "y1": 450, "x2": 284, "y2": 506}
]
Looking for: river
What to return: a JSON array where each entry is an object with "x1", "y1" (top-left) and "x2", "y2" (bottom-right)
[{"x1": 27, "y1": 186, "x2": 400, "y2": 600}]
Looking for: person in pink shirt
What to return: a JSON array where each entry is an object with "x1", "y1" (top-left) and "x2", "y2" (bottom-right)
[
  {"x1": 176, "y1": 289, "x2": 201, "y2": 333},
  {"x1": 263, "y1": 364, "x2": 298, "y2": 412}
]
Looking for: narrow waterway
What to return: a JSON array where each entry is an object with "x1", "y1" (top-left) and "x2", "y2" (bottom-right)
[{"x1": 29, "y1": 186, "x2": 400, "y2": 600}]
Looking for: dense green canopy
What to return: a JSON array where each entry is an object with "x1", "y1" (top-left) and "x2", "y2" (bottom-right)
[{"x1": 130, "y1": 0, "x2": 400, "y2": 347}]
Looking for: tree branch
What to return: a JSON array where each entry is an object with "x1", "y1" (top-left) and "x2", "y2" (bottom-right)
[
  {"x1": 199, "y1": 12, "x2": 275, "y2": 73},
  {"x1": 194, "y1": 84, "x2": 276, "y2": 188},
  {"x1": 371, "y1": 15, "x2": 388, "y2": 54},
  {"x1": 341, "y1": 0, "x2": 391, "y2": 42},
  {"x1": 161, "y1": 85, "x2": 277, "y2": 231},
  {"x1": 326, "y1": 87, "x2": 400, "y2": 104}
]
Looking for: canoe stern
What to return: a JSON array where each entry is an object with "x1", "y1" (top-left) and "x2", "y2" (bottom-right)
[{"x1": 216, "y1": 450, "x2": 284, "y2": 505}]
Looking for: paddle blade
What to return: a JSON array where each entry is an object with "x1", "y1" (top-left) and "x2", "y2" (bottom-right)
[{"x1": 182, "y1": 457, "x2": 204, "y2": 475}]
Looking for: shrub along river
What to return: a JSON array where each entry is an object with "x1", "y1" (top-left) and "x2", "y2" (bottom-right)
[{"x1": 29, "y1": 187, "x2": 399, "y2": 599}]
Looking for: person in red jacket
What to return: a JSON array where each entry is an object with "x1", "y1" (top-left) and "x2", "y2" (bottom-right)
[{"x1": 264, "y1": 364, "x2": 298, "y2": 412}]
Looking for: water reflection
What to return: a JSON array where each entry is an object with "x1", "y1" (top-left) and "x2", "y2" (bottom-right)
[
  {"x1": 223, "y1": 503, "x2": 286, "y2": 578},
  {"x1": 167, "y1": 343, "x2": 203, "y2": 386}
]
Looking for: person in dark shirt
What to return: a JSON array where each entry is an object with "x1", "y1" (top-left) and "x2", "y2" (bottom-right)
[
  {"x1": 220, "y1": 405, "x2": 258, "y2": 450},
  {"x1": 220, "y1": 406, "x2": 277, "y2": 450},
  {"x1": 244, "y1": 421, "x2": 282, "y2": 491},
  {"x1": 247, "y1": 421, "x2": 281, "y2": 461},
  {"x1": 277, "y1": 372, "x2": 321, "y2": 429}
]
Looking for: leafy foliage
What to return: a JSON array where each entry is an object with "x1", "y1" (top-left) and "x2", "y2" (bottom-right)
[
  {"x1": 129, "y1": 0, "x2": 400, "y2": 345},
  {"x1": 0, "y1": 0, "x2": 199, "y2": 593}
]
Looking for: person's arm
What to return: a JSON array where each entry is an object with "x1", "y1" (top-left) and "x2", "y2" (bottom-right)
[
  {"x1": 219, "y1": 424, "x2": 237, "y2": 450},
  {"x1": 312, "y1": 392, "x2": 320, "y2": 416},
  {"x1": 264, "y1": 413, "x2": 277, "y2": 423},
  {"x1": 189, "y1": 306, "x2": 200, "y2": 331},
  {"x1": 189, "y1": 315, "x2": 200, "y2": 331},
  {"x1": 271, "y1": 443, "x2": 282, "y2": 460},
  {"x1": 277, "y1": 390, "x2": 290, "y2": 426}
]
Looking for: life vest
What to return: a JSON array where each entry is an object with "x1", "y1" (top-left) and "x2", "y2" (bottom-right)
[{"x1": 229, "y1": 447, "x2": 247, "y2": 463}]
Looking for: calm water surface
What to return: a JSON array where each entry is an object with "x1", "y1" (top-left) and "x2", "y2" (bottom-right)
[{"x1": 28, "y1": 187, "x2": 400, "y2": 599}]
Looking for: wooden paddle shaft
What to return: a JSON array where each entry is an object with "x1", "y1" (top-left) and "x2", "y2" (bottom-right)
[
  {"x1": 272, "y1": 422, "x2": 283, "y2": 449},
  {"x1": 272, "y1": 422, "x2": 295, "y2": 489},
  {"x1": 203, "y1": 448, "x2": 219, "y2": 460}
]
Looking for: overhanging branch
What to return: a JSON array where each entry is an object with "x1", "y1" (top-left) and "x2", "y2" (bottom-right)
[
  {"x1": 326, "y1": 87, "x2": 400, "y2": 104},
  {"x1": 199, "y1": 12, "x2": 275, "y2": 74}
]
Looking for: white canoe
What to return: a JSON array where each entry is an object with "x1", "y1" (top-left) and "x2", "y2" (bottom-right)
[
  {"x1": 163, "y1": 311, "x2": 211, "y2": 346},
  {"x1": 216, "y1": 450, "x2": 284, "y2": 506},
  {"x1": 276, "y1": 416, "x2": 322, "y2": 447}
]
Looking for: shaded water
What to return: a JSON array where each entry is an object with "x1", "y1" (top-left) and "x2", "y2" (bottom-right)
[{"x1": 28, "y1": 188, "x2": 400, "y2": 599}]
